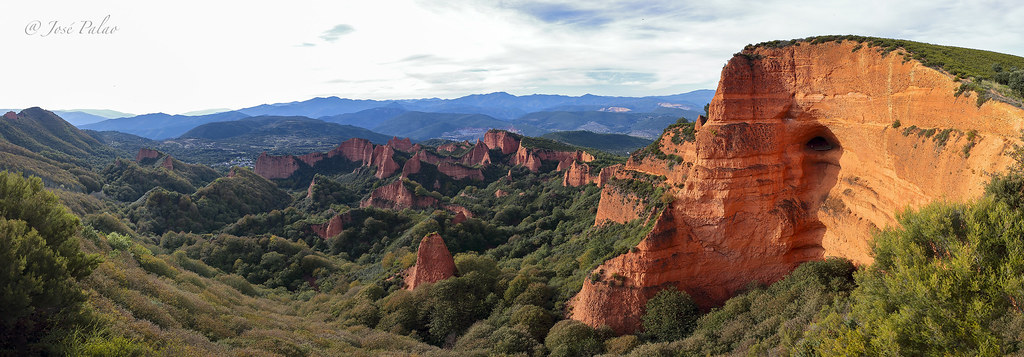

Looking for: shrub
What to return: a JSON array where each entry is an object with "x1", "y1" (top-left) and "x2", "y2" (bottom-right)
[
  {"x1": 891, "y1": 120, "x2": 901, "y2": 128},
  {"x1": 642, "y1": 287, "x2": 699, "y2": 341},
  {"x1": 106, "y1": 232, "x2": 132, "y2": 251},
  {"x1": 0, "y1": 171, "x2": 98, "y2": 352},
  {"x1": 544, "y1": 320, "x2": 603, "y2": 357},
  {"x1": 138, "y1": 254, "x2": 177, "y2": 278}
]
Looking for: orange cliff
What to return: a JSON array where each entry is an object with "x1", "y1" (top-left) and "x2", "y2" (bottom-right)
[
  {"x1": 405, "y1": 233, "x2": 456, "y2": 290},
  {"x1": 570, "y1": 40, "x2": 1024, "y2": 334},
  {"x1": 255, "y1": 137, "x2": 406, "y2": 180}
]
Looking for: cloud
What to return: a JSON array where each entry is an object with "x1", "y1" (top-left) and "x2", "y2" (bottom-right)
[
  {"x1": 3, "y1": 0, "x2": 1024, "y2": 113},
  {"x1": 319, "y1": 24, "x2": 355, "y2": 42}
]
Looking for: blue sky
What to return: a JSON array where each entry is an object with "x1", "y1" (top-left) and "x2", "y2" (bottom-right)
[{"x1": 3, "y1": 0, "x2": 1022, "y2": 114}]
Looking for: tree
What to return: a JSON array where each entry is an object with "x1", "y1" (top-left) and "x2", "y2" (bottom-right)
[
  {"x1": 642, "y1": 287, "x2": 699, "y2": 342},
  {"x1": 544, "y1": 319, "x2": 603, "y2": 357},
  {"x1": 0, "y1": 171, "x2": 99, "y2": 353}
]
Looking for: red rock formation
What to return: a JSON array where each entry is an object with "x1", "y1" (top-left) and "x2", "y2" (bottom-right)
[
  {"x1": 361, "y1": 180, "x2": 439, "y2": 211},
  {"x1": 562, "y1": 161, "x2": 593, "y2": 187},
  {"x1": 161, "y1": 156, "x2": 174, "y2": 170},
  {"x1": 255, "y1": 152, "x2": 301, "y2": 180},
  {"x1": 255, "y1": 138, "x2": 406, "y2": 180},
  {"x1": 593, "y1": 179, "x2": 644, "y2": 225},
  {"x1": 306, "y1": 177, "x2": 317, "y2": 199},
  {"x1": 571, "y1": 40, "x2": 1024, "y2": 334},
  {"x1": 328, "y1": 138, "x2": 376, "y2": 164},
  {"x1": 495, "y1": 189, "x2": 508, "y2": 198},
  {"x1": 452, "y1": 211, "x2": 468, "y2": 225},
  {"x1": 438, "y1": 163, "x2": 484, "y2": 181},
  {"x1": 405, "y1": 233, "x2": 456, "y2": 290},
  {"x1": 3, "y1": 111, "x2": 16, "y2": 120},
  {"x1": 371, "y1": 145, "x2": 400, "y2": 179},
  {"x1": 135, "y1": 148, "x2": 162, "y2": 162},
  {"x1": 402, "y1": 153, "x2": 423, "y2": 177},
  {"x1": 595, "y1": 164, "x2": 622, "y2": 188},
  {"x1": 483, "y1": 129, "x2": 521, "y2": 154},
  {"x1": 388, "y1": 137, "x2": 414, "y2": 152},
  {"x1": 461, "y1": 141, "x2": 492, "y2": 166},
  {"x1": 310, "y1": 213, "x2": 351, "y2": 239}
]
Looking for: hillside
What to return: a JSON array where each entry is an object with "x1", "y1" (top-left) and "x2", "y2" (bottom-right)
[
  {"x1": 541, "y1": 131, "x2": 653, "y2": 156},
  {"x1": 512, "y1": 110, "x2": 700, "y2": 139},
  {"x1": 371, "y1": 111, "x2": 512, "y2": 141},
  {"x1": 180, "y1": 115, "x2": 390, "y2": 143},
  {"x1": 320, "y1": 105, "x2": 408, "y2": 129},
  {"x1": 0, "y1": 108, "x2": 117, "y2": 191},
  {"x1": 81, "y1": 111, "x2": 251, "y2": 139}
]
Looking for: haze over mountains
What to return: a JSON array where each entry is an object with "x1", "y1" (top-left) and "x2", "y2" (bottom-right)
[{"x1": 73, "y1": 90, "x2": 712, "y2": 141}]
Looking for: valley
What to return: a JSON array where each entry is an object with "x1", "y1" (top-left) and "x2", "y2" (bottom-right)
[{"x1": 4, "y1": 36, "x2": 1024, "y2": 356}]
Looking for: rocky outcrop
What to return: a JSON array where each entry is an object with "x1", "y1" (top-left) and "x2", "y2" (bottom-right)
[
  {"x1": 571, "y1": 40, "x2": 1024, "y2": 334},
  {"x1": 595, "y1": 164, "x2": 622, "y2": 188},
  {"x1": 402, "y1": 153, "x2": 423, "y2": 177},
  {"x1": 361, "y1": 180, "x2": 439, "y2": 211},
  {"x1": 562, "y1": 161, "x2": 593, "y2": 187},
  {"x1": 371, "y1": 145, "x2": 400, "y2": 179},
  {"x1": 388, "y1": 137, "x2": 414, "y2": 152},
  {"x1": 483, "y1": 129, "x2": 521, "y2": 154},
  {"x1": 135, "y1": 148, "x2": 162, "y2": 162},
  {"x1": 593, "y1": 179, "x2": 644, "y2": 225},
  {"x1": 405, "y1": 233, "x2": 456, "y2": 290},
  {"x1": 311, "y1": 213, "x2": 351, "y2": 239},
  {"x1": 161, "y1": 156, "x2": 174, "y2": 170},
  {"x1": 255, "y1": 138, "x2": 404, "y2": 180},
  {"x1": 3, "y1": 111, "x2": 16, "y2": 120},
  {"x1": 461, "y1": 141, "x2": 492, "y2": 166},
  {"x1": 514, "y1": 145, "x2": 594, "y2": 172},
  {"x1": 254, "y1": 152, "x2": 302, "y2": 179},
  {"x1": 438, "y1": 163, "x2": 484, "y2": 181},
  {"x1": 452, "y1": 211, "x2": 468, "y2": 225}
]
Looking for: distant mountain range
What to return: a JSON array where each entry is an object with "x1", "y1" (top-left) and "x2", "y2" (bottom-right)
[{"x1": 64, "y1": 90, "x2": 712, "y2": 141}]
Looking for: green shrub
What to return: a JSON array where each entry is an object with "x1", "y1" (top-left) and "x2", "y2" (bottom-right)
[
  {"x1": 217, "y1": 274, "x2": 258, "y2": 296},
  {"x1": 891, "y1": 120, "x2": 901, "y2": 128},
  {"x1": 544, "y1": 320, "x2": 603, "y2": 357},
  {"x1": 642, "y1": 287, "x2": 699, "y2": 341},
  {"x1": 0, "y1": 171, "x2": 98, "y2": 352},
  {"x1": 138, "y1": 254, "x2": 177, "y2": 278},
  {"x1": 106, "y1": 232, "x2": 132, "y2": 251}
]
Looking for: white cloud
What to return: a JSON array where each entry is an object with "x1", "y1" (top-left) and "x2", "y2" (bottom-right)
[{"x1": 0, "y1": 0, "x2": 1021, "y2": 114}]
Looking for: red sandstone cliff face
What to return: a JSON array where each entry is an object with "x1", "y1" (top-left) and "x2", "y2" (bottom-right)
[
  {"x1": 3, "y1": 111, "x2": 16, "y2": 120},
  {"x1": 311, "y1": 213, "x2": 351, "y2": 239},
  {"x1": 388, "y1": 137, "x2": 414, "y2": 152},
  {"x1": 371, "y1": 145, "x2": 400, "y2": 179},
  {"x1": 255, "y1": 152, "x2": 301, "y2": 179},
  {"x1": 135, "y1": 148, "x2": 162, "y2": 162},
  {"x1": 571, "y1": 41, "x2": 1024, "y2": 334},
  {"x1": 438, "y1": 163, "x2": 484, "y2": 181},
  {"x1": 483, "y1": 129, "x2": 521, "y2": 154},
  {"x1": 461, "y1": 141, "x2": 492, "y2": 166},
  {"x1": 361, "y1": 180, "x2": 439, "y2": 211},
  {"x1": 161, "y1": 156, "x2": 174, "y2": 170},
  {"x1": 405, "y1": 233, "x2": 456, "y2": 290},
  {"x1": 562, "y1": 161, "x2": 592, "y2": 187}
]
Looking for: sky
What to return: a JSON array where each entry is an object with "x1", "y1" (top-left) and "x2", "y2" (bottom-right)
[{"x1": 2, "y1": 0, "x2": 1022, "y2": 115}]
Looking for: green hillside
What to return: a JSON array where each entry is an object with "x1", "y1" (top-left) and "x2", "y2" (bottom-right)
[
  {"x1": 102, "y1": 150, "x2": 221, "y2": 202},
  {"x1": 541, "y1": 131, "x2": 653, "y2": 156},
  {"x1": 0, "y1": 108, "x2": 118, "y2": 192},
  {"x1": 371, "y1": 112, "x2": 511, "y2": 141}
]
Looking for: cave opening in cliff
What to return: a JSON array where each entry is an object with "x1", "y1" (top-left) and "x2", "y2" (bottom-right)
[{"x1": 806, "y1": 136, "x2": 834, "y2": 151}]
